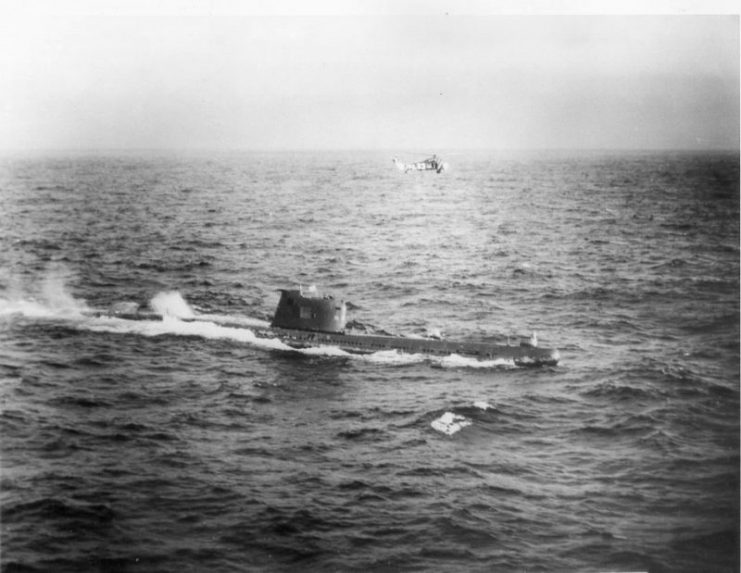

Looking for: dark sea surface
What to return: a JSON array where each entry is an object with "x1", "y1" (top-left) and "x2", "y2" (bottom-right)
[{"x1": 0, "y1": 149, "x2": 738, "y2": 573}]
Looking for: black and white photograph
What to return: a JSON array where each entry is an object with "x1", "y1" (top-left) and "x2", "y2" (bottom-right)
[{"x1": 1, "y1": 1, "x2": 739, "y2": 572}]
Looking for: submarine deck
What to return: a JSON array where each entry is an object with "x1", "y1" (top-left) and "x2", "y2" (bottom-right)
[
  {"x1": 258, "y1": 327, "x2": 560, "y2": 366},
  {"x1": 87, "y1": 311, "x2": 560, "y2": 366}
]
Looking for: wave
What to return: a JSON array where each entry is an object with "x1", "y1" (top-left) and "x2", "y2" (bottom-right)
[
  {"x1": 581, "y1": 382, "x2": 659, "y2": 401},
  {"x1": 3, "y1": 497, "x2": 115, "y2": 524}
]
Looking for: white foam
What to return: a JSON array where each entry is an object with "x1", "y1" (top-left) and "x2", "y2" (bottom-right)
[
  {"x1": 353, "y1": 350, "x2": 516, "y2": 369},
  {"x1": 84, "y1": 314, "x2": 293, "y2": 351},
  {"x1": 298, "y1": 345, "x2": 351, "y2": 357},
  {"x1": 191, "y1": 312, "x2": 271, "y2": 329},
  {"x1": 439, "y1": 353, "x2": 516, "y2": 369},
  {"x1": 40, "y1": 271, "x2": 88, "y2": 314},
  {"x1": 431, "y1": 412, "x2": 472, "y2": 435},
  {"x1": 0, "y1": 297, "x2": 51, "y2": 319},
  {"x1": 473, "y1": 400, "x2": 493, "y2": 411},
  {"x1": 0, "y1": 295, "x2": 86, "y2": 320},
  {"x1": 360, "y1": 349, "x2": 428, "y2": 365},
  {"x1": 150, "y1": 291, "x2": 195, "y2": 319},
  {"x1": 0, "y1": 265, "x2": 88, "y2": 319}
]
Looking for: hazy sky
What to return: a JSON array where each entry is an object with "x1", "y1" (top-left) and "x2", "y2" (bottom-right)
[{"x1": 1, "y1": 1, "x2": 738, "y2": 150}]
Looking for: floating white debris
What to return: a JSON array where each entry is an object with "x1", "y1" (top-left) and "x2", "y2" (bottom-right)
[{"x1": 431, "y1": 412, "x2": 471, "y2": 435}]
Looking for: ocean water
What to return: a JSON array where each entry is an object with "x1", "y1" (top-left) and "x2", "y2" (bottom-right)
[{"x1": 0, "y1": 149, "x2": 738, "y2": 573}]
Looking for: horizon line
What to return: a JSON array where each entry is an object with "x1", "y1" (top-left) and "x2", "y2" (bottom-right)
[{"x1": 1, "y1": 146, "x2": 738, "y2": 155}]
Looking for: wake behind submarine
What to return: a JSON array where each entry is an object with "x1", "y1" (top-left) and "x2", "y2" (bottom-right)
[{"x1": 96, "y1": 286, "x2": 560, "y2": 367}]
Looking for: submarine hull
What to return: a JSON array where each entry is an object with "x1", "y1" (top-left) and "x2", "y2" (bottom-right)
[
  {"x1": 88, "y1": 311, "x2": 560, "y2": 367},
  {"x1": 257, "y1": 327, "x2": 559, "y2": 366}
]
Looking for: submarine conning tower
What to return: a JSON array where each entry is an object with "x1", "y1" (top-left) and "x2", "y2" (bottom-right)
[{"x1": 271, "y1": 287, "x2": 347, "y2": 333}]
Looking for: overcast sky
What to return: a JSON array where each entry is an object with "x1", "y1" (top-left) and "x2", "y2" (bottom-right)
[{"x1": 1, "y1": 1, "x2": 738, "y2": 151}]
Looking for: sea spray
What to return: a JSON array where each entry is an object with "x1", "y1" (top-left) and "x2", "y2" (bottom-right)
[
  {"x1": 0, "y1": 297, "x2": 50, "y2": 319},
  {"x1": 150, "y1": 291, "x2": 195, "y2": 319},
  {"x1": 0, "y1": 265, "x2": 87, "y2": 318},
  {"x1": 41, "y1": 269, "x2": 87, "y2": 315}
]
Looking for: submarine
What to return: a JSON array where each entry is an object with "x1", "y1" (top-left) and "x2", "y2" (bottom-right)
[{"x1": 94, "y1": 286, "x2": 560, "y2": 367}]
